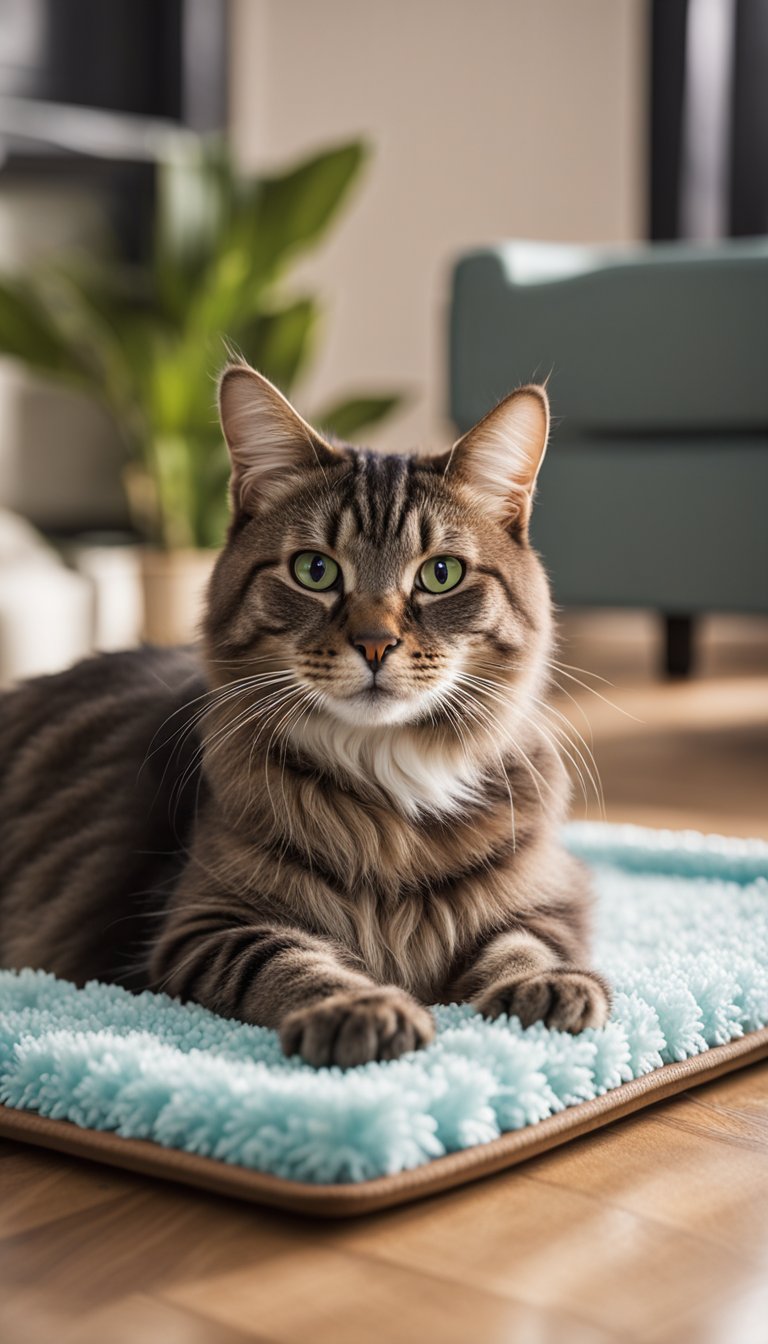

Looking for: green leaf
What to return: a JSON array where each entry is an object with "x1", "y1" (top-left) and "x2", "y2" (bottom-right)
[
  {"x1": 316, "y1": 393, "x2": 404, "y2": 441},
  {"x1": 195, "y1": 443, "x2": 232, "y2": 549},
  {"x1": 232, "y1": 297, "x2": 320, "y2": 394},
  {"x1": 182, "y1": 142, "x2": 368, "y2": 343},
  {"x1": 37, "y1": 264, "x2": 149, "y2": 442},
  {"x1": 154, "y1": 138, "x2": 233, "y2": 323},
  {"x1": 147, "y1": 333, "x2": 220, "y2": 439},
  {"x1": 0, "y1": 276, "x2": 90, "y2": 384},
  {"x1": 236, "y1": 141, "x2": 369, "y2": 284}
]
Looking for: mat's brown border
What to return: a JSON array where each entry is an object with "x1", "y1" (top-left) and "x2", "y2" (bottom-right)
[{"x1": 1, "y1": 1026, "x2": 767, "y2": 1217}]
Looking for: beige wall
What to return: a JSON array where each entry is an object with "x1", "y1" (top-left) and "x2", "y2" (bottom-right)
[{"x1": 230, "y1": 0, "x2": 646, "y2": 452}]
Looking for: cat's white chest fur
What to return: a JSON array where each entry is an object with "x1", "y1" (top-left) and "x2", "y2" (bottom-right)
[{"x1": 295, "y1": 715, "x2": 486, "y2": 817}]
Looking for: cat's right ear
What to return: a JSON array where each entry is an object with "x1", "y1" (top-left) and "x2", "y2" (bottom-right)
[{"x1": 218, "y1": 363, "x2": 339, "y2": 513}]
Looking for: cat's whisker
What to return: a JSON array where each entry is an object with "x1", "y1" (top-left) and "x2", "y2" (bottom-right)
[
  {"x1": 450, "y1": 676, "x2": 553, "y2": 810},
  {"x1": 443, "y1": 684, "x2": 517, "y2": 847},
  {"x1": 160, "y1": 675, "x2": 297, "y2": 808},
  {"x1": 261, "y1": 686, "x2": 316, "y2": 831},
  {"x1": 546, "y1": 661, "x2": 644, "y2": 723},
  {"x1": 261, "y1": 688, "x2": 321, "y2": 867},
  {"x1": 144, "y1": 682, "x2": 265, "y2": 822},
  {"x1": 459, "y1": 661, "x2": 607, "y2": 808},
  {"x1": 236, "y1": 683, "x2": 311, "y2": 825},
  {"x1": 207, "y1": 686, "x2": 302, "y2": 778},
  {"x1": 542, "y1": 673, "x2": 596, "y2": 748},
  {"x1": 550, "y1": 658, "x2": 617, "y2": 687},
  {"x1": 141, "y1": 668, "x2": 295, "y2": 763},
  {"x1": 528, "y1": 695, "x2": 605, "y2": 812},
  {"x1": 202, "y1": 680, "x2": 299, "y2": 751},
  {"x1": 441, "y1": 692, "x2": 477, "y2": 768},
  {"x1": 141, "y1": 670, "x2": 296, "y2": 808},
  {"x1": 171, "y1": 683, "x2": 302, "y2": 829},
  {"x1": 431, "y1": 687, "x2": 479, "y2": 800},
  {"x1": 205, "y1": 652, "x2": 297, "y2": 667},
  {"x1": 531, "y1": 712, "x2": 591, "y2": 809},
  {"x1": 451, "y1": 672, "x2": 539, "y2": 768},
  {"x1": 270, "y1": 688, "x2": 323, "y2": 873},
  {"x1": 449, "y1": 680, "x2": 535, "y2": 807},
  {"x1": 454, "y1": 670, "x2": 517, "y2": 714},
  {"x1": 526, "y1": 703, "x2": 605, "y2": 816}
]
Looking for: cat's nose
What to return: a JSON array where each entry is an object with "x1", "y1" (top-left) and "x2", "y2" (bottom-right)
[{"x1": 351, "y1": 632, "x2": 400, "y2": 672}]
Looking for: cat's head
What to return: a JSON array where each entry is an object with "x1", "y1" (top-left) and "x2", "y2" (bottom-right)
[{"x1": 205, "y1": 364, "x2": 553, "y2": 740}]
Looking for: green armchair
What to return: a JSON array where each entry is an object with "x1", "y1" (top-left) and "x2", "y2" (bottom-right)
[{"x1": 450, "y1": 238, "x2": 768, "y2": 674}]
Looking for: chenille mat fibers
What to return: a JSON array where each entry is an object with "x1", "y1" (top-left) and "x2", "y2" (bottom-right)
[{"x1": 1, "y1": 823, "x2": 767, "y2": 1217}]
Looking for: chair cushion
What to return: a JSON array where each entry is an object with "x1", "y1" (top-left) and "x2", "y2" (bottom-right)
[{"x1": 450, "y1": 239, "x2": 768, "y2": 435}]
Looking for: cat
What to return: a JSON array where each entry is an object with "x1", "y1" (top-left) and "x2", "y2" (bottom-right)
[{"x1": 0, "y1": 364, "x2": 611, "y2": 1066}]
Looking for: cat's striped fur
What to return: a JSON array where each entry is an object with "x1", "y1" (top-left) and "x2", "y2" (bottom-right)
[{"x1": 0, "y1": 366, "x2": 610, "y2": 1065}]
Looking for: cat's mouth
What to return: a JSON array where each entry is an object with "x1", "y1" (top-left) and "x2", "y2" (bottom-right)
[
  {"x1": 317, "y1": 676, "x2": 452, "y2": 729},
  {"x1": 347, "y1": 682, "x2": 400, "y2": 719}
]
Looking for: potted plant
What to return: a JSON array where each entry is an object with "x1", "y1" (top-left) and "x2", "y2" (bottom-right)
[{"x1": 0, "y1": 139, "x2": 403, "y2": 643}]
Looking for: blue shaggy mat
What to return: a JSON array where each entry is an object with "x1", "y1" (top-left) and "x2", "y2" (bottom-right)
[{"x1": 1, "y1": 823, "x2": 767, "y2": 1189}]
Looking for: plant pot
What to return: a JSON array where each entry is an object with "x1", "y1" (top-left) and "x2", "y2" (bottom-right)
[
  {"x1": 67, "y1": 537, "x2": 144, "y2": 651},
  {"x1": 140, "y1": 548, "x2": 218, "y2": 647}
]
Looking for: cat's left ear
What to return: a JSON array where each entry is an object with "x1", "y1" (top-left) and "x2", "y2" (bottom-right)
[{"x1": 442, "y1": 385, "x2": 550, "y2": 535}]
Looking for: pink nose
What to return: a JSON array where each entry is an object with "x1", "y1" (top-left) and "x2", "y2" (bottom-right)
[{"x1": 352, "y1": 633, "x2": 399, "y2": 671}]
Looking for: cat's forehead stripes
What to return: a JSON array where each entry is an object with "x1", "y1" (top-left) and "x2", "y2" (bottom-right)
[
  {"x1": 319, "y1": 450, "x2": 438, "y2": 565},
  {"x1": 352, "y1": 453, "x2": 411, "y2": 545}
]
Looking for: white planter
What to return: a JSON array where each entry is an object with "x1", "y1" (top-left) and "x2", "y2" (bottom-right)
[
  {"x1": 0, "y1": 509, "x2": 95, "y2": 684},
  {"x1": 67, "y1": 542, "x2": 144, "y2": 651},
  {"x1": 140, "y1": 548, "x2": 218, "y2": 647},
  {"x1": 0, "y1": 561, "x2": 94, "y2": 686}
]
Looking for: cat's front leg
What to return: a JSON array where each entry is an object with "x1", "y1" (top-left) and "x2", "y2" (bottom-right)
[
  {"x1": 455, "y1": 930, "x2": 611, "y2": 1033},
  {"x1": 150, "y1": 913, "x2": 433, "y2": 1067}
]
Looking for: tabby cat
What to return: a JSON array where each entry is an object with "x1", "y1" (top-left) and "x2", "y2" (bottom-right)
[{"x1": 0, "y1": 365, "x2": 610, "y2": 1066}]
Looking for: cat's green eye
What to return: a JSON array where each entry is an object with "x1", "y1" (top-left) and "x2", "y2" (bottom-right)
[
  {"x1": 417, "y1": 555, "x2": 464, "y2": 594},
  {"x1": 292, "y1": 551, "x2": 340, "y2": 592}
]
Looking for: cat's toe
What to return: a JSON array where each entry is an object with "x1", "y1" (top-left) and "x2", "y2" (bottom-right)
[
  {"x1": 280, "y1": 989, "x2": 434, "y2": 1068},
  {"x1": 475, "y1": 968, "x2": 611, "y2": 1033}
]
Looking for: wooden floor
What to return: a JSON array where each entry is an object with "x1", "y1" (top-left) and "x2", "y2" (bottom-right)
[{"x1": 2, "y1": 612, "x2": 767, "y2": 1344}]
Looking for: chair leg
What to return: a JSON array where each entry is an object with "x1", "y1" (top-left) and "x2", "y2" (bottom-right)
[{"x1": 663, "y1": 614, "x2": 695, "y2": 678}]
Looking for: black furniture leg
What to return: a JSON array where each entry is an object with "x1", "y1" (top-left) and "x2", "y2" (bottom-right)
[{"x1": 663, "y1": 614, "x2": 695, "y2": 678}]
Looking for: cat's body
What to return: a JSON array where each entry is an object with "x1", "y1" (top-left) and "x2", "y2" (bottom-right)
[
  {"x1": 0, "y1": 368, "x2": 610, "y2": 1065},
  {"x1": 0, "y1": 647, "x2": 205, "y2": 987}
]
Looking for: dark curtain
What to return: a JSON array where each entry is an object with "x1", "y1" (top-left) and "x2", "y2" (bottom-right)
[
  {"x1": 730, "y1": 0, "x2": 768, "y2": 234},
  {"x1": 0, "y1": 0, "x2": 227, "y2": 127},
  {"x1": 650, "y1": 0, "x2": 768, "y2": 239},
  {"x1": 0, "y1": 0, "x2": 228, "y2": 261},
  {"x1": 650, "y1": 0, "x2": 689, "y2": 239}
]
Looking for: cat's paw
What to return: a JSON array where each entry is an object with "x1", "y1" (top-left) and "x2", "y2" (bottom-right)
[
  {"x1": 474, "y1": 968, "x2": 611, "y2": 1033},
  {"x1": 280, "y1": 988, "x2": 435, "y2": 1068}
]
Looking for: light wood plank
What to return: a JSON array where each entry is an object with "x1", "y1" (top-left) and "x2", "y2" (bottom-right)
[
  {"x1": 2, "y1": 1290, "x2": 269, "y2": 1344},
  {"x1": 160, "y1": 1240, "x2": 618, "y2": 1344},
  {"x1": 330, "y1": 1145, "x2": 751, "y2": 1338},
  {"x1": 0, "y1": 1139, "x2": 139, "y2": 1237},
  {"x1": 649, "y1": 1277, "x2": 768, "y2": 1344},
  {"x1": 517, "y1": 1065, "x2": 768, "y2": 1263}
]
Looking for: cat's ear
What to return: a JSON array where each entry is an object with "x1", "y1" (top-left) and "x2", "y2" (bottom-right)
[
  {"x1": 218, "y1": 363, "x2": 339, "y2": 513},
  {"x1": 443, "y1": 385, "x2": 550, "y2": 534}
]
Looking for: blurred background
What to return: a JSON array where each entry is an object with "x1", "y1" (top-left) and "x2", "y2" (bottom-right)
[{"x1": 0, "y1": 0, "x2": 766, "y2": 835}]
